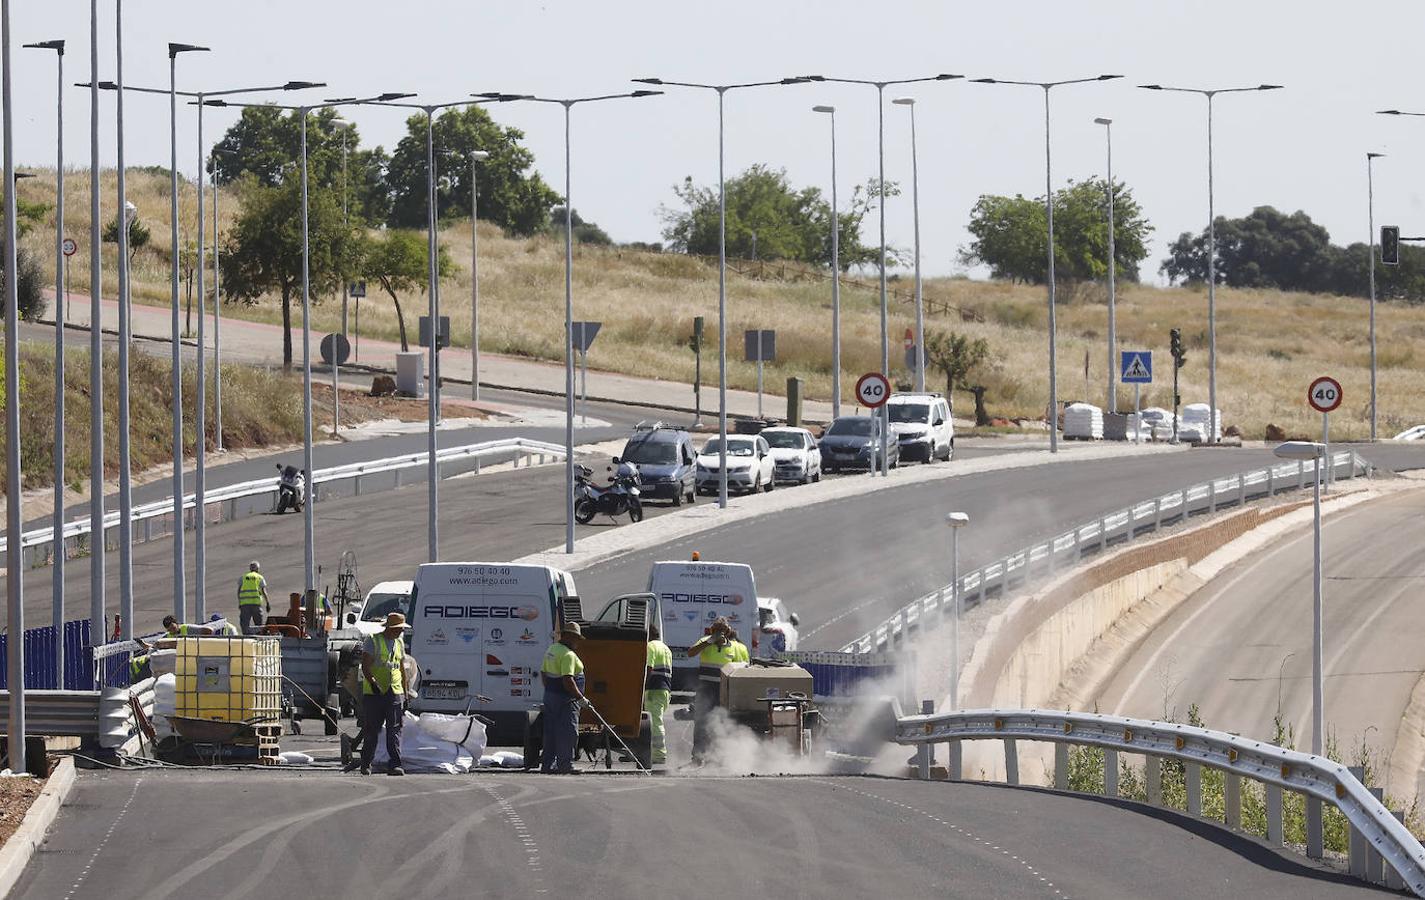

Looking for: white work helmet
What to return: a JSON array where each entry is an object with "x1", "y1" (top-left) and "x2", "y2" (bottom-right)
[{"x1": 249, "y1": 561, "x2": 261, "y2": 572}]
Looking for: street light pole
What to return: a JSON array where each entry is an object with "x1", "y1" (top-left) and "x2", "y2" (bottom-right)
[
  {"x1": 893, "y1": 97, "x2": 925, "y2": 393},
  {"x1": 87, "y1": 0, "x2": 105, "y2": 652},
  {"x1": 25, "y1": 38, "x2": 66, "y2": 682},
  {"x1": 813, "y1": 105, "x2": 840, "y2": 418},
  {"x1": 115, "y1": 0, "x2": 135, "y2": 640},
  {"x1": 1367, "y1": 152, "x2": 1383, "y2": 442},
  {"x1": 1094, "y1": 117, "x2": 1116, "y2": 413},
  {"x1": 634, "y1": 76, "x2": 814, "y2": 506},
  {"x1": 946, "y1": 512, "x2": 969, "y2": 708},
  {"x1": 1140, "y1": 84, "x2": 1283, "y2": 443},
  {"x1": 470, "y1": 150, "x2": 489, "y2": 401}
]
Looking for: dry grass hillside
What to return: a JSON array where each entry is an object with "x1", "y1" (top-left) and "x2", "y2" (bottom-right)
[{"x1": 17, "y1": 167, "x2": 1425, "y2": 441}]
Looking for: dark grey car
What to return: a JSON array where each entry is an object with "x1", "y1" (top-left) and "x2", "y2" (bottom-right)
[
  {"x1": 818, "y1": 415, "x2": 900, "y2": 473},
  {"x1": 619, "y1": 424, "x2": 697, "y2": 506}
]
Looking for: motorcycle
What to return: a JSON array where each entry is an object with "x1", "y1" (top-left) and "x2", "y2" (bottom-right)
[
  {"x1": 574, "y1": 458, "x2": 643, "y2": 525},
  {"x1": 276, "y1": 463, "x2": 305, "y2": 514}
]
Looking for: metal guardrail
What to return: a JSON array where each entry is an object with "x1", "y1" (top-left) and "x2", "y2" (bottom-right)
[
  {"x1": 0, "y1": 690, "x2": 101, "y2": 739},
  {"x1": 895, "y1": 706, "x2": 1425, "y2": 895},
  {"x1": 1, "y1": 436, "x2": 568, "y2": 558},
  {"x1": 844, "y1": 450, "x2": 1367, "y2": 653}
]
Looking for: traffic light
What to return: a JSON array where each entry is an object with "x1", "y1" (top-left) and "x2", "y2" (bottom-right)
[
  {"x1": 1381, "y1": 225, "x2": 1400, "y2": 266},
  {"x1": 1169, "y1": 328, "x2": 1187, "y2": 369}
]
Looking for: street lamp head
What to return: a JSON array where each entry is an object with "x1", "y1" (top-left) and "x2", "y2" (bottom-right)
[
  {"x1": 946, "y1": 512, "x2": 970, "y2": 528},
  {"x1": 470, "y1": 150, "x2": 490, "y2": 161},
  {"x1": 1273, "y1": 440, "x2": 1324, "y2": 461},
  {"x1": 1097, "y1": 74, "x2": 1124, "y2": 81},
  {"x1": 935, "y1": 73, "x2": 963, "y2": 81},
  {"x1": 892, "y1": 97, "x2": 915, "y2": 106},
  {"x1": 97, "y1": 80, "x2": 118, "y2": 91},
  {"x1": 1378, "y1": 110, "x2": 1401, "y2": 116},
  {"x1": 812, "y1": 104, "x2": 835, "y2": 113},
  {"x1": 168, "y1": 43, "x2": 210, "y2": 58},
  {"x1": 632, "y1": 78, "x2": 663, "y2": 85},
  {"x1": 969, "y1": 77, "x2": 998, "y2": 84},
  {"x1": 473, "y1": 91, "x2": 507, "y2": 99},
  {"x1": 282, "y1": 81, "x2": 326, "y2": 91},
  {"x1": 1368, "y1": 151, "x2": 1386, "y2": 159},
  {"x1": 13, "y1": 172, "x2": 35, "y2": 181},
  {"x1": 779, "y1": 77, "x2": 810, "y2": 85},
  {"x1": 376, "y1": 92, "x2": 416, "y2": 102},
  {"x1": 1258, "y1": 84, "x2": 1284, "y2": 90},
  {"x1": 23, "y1": 40, "x2": 64, "y2": 54},
  {"x1": 1093, "y1": 116, "x2": 1112, "y2": 125},
  {"x1": 1138, "y1": 84, "x2": 1164, "y2": 90},
  {"x1": 201, "y1": 99, "x2": 230, "y2": 107},
  {"x1": 631, "y1": 90, "x2": 663, "y2": 98}
]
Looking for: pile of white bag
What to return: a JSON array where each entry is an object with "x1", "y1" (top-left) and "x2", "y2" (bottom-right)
[
  {"x1": 1063, "y1": 402, "x2": 1104, "y2": 440},
  {"x1": 1179, "y1": 404, "x2": 1222, "y2": 443},
  {"x1": 373, "y1": 711, "x2": 487, "y2": 774}
]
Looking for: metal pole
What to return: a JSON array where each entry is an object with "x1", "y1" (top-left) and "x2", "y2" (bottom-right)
[
  {"x1": 908, "y1": 102, "x2": 925, "y2": 393},
  {"x1": 1322, "y1": 412, "x2": 1330, "y2": 494},
  {"x1": 580, "y1": 348, "x2": 587, "y2": 425},
  {"x1": 1307, "y1": 439, "x2": 1325, "y2": 856},
  {"x1": 876, "y1": 83, "x2": 889, "y2": 475},
  {"x1": 212, "y1": 153, "x2": 222, "y2": 450},
  {"x1": 426, "y1": 110, "x2": 439, "y2": 562},
  {"x1": 87, "y1": 0, "x2": 105, "y2": 653},
  {"x1": 950, "y1": 525, "x2": 960, "y2": 709},
  {"x1": 1206, "y1": 94, "x2": 1218, "y2": 445},
  {"x1": 1134, "y1": 383, "x2": 1141, "y2": 444},
  {"x1": 563, "y1": 102, "x2": 576, "y2": 551},
  {"x1": 717, "y1": 89, "x2": 728, "y2": 508},
  {"x1": 1367, "y1": 154, "x2": 1378, "y2": 442},
  {"x1": 3, "y1": 0, "x2": 28, "y2": 766},
  {"x1": 50, "y1": 44, "x2": 66, "y2": 684},
  {"x1": 168, "y1": 51, "x2": 186, "y2": 624},
  {"x1": 828, "y1": 110, "x2": 841, "y2": 419},
  {"x1": 1105, "y1": 121, "x2": 1117, "y2": 413},
  {"x1": 340, "y1": 128, "x2": 348, "y2": 337},
  {"x1": 470, "y1": 154, "x2": 481, "y2": 401},
  {"x1": 115, "y1": 0, "x2": 134, "y2": 640},
  {"x1": 1044, "y1": 86, "x2": 1058, "y2": 454},
  {"x1": 756, "y1": 330, "x2": 763, "y2": 418},
  {"x1": 299, "y1": 110, "x2": 316, "y2": 593},
  {"x1": 194, "y1": 93, "x2": 207, "y2": 621}
]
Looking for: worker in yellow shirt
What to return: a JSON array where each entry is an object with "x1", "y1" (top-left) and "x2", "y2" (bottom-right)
[
  {"x1": 686, "y1": 617, "x2": 749, "y2": 764},
  {"x1": 643, "y1": 620, "x2": 674, "y2": 766},
  {"x1": 540, "y1": 622, "x2": 589, "y2": 774}
]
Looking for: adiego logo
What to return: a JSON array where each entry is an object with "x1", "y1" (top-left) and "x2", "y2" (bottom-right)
[
  {"x1": 661, "y1": 592, "x2": 745, "y2": 606},
  {"x1": 422, "y1": 605, "x2": 540, "y2": 620}
]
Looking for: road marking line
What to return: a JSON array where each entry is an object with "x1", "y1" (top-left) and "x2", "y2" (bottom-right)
[{"x1": 64, "y1": 777, "x2": 142, "y2": 900}]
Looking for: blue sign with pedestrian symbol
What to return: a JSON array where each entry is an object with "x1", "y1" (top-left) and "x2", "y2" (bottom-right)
[{"x1": 1120, "y1": 351, "x2": 1152, "y2": 384}]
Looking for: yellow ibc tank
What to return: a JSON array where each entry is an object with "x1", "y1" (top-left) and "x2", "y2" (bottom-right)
[{"x1": 173, "y1": 637, "x2": 283, "y2": 724}]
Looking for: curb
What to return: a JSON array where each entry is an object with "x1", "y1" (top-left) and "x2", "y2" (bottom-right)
[{"x1": 0, "y1": 756, "x2": 76, "y2": 899}]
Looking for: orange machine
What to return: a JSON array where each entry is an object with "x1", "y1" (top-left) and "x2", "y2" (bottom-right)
[{"x1": 569, "y1": 592, "x2": 658, "y2": 764}]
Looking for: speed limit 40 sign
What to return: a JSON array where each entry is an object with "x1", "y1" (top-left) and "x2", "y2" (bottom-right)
[
  {"x1": 1308, "y1": 376, "x2": 1342, "y2": 414},
  {"x1": 856, "y1": 372, "x2": 890, "y2": 408}
]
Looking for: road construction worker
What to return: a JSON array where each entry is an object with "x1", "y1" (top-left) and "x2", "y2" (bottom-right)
[
  {"x1": 357, "y1": 612, "x2": 410, "y2": 776},
  {"x1": 207, "y1": 613, "x2": 240, "y2": 636},
  {"x1": 686, "y1": 617, "x2": 749, "y2": 763},
  {"x1": 162, "y1": 615, "x2": 213, "y2": 638},
  {"x1": 540, "y1": 622, "x2": 589, "y2": 774},
  {"x1": 237, "y1": 561, "x2": 269, "y2": 634},
  {"x1": 644, "y1": 620, "x2": 673, "y2": 766}
]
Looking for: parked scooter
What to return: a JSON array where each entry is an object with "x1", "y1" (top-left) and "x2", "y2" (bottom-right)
[
  {"x1": 276, "y1": 463, "x2": 306, "y2": 514},
  {"x1": 574, "y1": 458, "x2": 643, "y2": 524}
]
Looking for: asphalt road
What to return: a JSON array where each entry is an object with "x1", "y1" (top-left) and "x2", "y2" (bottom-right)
[
  {"x1": 15, "y1": 771, "x2": 1379, "y2": 900},
  {"x1": 1092, "y1": 487, "x2": 1425, "y2": 799}
]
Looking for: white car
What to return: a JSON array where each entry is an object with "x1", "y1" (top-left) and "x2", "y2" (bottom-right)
[
  {"x1": 345, "y1": 580, "x2": 414, "y2": 636},
  {"x1": 695, "y1": 435, "x2": 776, "y2": 495},
  {"x1": 885, "y1": 393, "x2": 954, "y2": 462},
  {"x1": 761, "y1": 426, "x2": 822, "y2": 485},
  {"x1": 1393, "y1": 424, "x2": 1425, "y2": 441}
]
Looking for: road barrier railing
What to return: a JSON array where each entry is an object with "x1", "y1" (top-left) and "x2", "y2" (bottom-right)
[
  {"x1": 844, "y1": 450, "x2": 1368, "y2": 653},
  {"x1": 2, "y1": 437, "x2": 568, "y2": 567},
  {"x1": 895, "y1": 706, "x2": 1424, "y2": 895}
]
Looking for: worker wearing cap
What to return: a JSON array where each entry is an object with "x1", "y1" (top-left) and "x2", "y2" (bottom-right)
[
  {"x1": 643, "y1": 619, "x2": 673, "y2": 766},
  {"x1": 237, "y1": 561, "x2": 269, "y2": 634},
  {"x1": 207, "y1": 613, "x2": 240, "y2": 636},
  {"x1": 357, "y1": 612, "x2": 410, "y2": 776},
  {"x1": 686, "y1": 617, "x2": 749, "y2": 763},
  {"x1": 540, "y1": 622, "x2": 589, "y2": 774}
]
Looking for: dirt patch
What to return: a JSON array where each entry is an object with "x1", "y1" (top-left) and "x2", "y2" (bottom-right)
[
  {"x1": 310, "y1": 382, "x2": 488, "y2": 426},
  {"x1": 0, "y1": 777, "x2": 42, "y2": 847}
]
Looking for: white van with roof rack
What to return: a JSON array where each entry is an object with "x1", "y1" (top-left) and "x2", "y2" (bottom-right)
[{"x1": 886, "y1": 392, "x2": 954, "y2": 462}]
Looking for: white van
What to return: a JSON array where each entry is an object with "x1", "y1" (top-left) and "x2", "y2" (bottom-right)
[
  {"x1": 409, "y1": 562, "x2": 577, "y2": 745},
  {"x1": 886, "y1": 392, "x2": 954, "y2": 462}
]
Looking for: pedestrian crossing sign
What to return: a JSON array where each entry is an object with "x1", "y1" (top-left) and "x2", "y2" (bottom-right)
[{"x1": 1120, "y1": 351, "x2": 1152, "y2": 384}]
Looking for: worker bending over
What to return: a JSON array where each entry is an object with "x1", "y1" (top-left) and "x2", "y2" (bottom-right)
[
  {"x1": 540, "y1": 622, "x2": 589, "y2": 774},
  {"x1": 686, "y1": 617, "x2": 749, "y2": 764},
  {"x1": 162, "y1": 615, "x2": 214, "y2": 638},
  {"x1": 237, "y1": 561, "x2": 269, "y2": 634},
  {"x1": 357, "y1": 612, "x2": 409, "y2": 776},
  {"x1": 644, "y1": 620, "x2": 673, "y2": 766}
]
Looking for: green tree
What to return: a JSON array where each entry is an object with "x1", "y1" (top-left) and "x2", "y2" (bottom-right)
[
  {"x1": 0, "y1": 243, "x2": 45, "y2": 322},
  {"x1": 962, "y1": 177, "x2": 1152, "y2": 284},
  {"x1": 1164, "y1": 206, "x2": 1354, "y2": 293},
  {"x1": 220, "y1": 179, "x2": 360, "y2": 369},
  {"x1": 386, "y1": 106, "x2": 559, "y2": 236},
  {"x1": 924, "y1": 330, "x2": 990, "y2": 399},
  {"x1": 548, "y1": 207, "x2": 611, "y2": 246},
  {"x1": 661, "y1": 165, "x2": 896, "y2": 269},
  {"x1": 102, "y1": 213, "x2": 150, "y2": 265},
  {"x1": 359, "y1": 230, "x2": 454, "y2": 351}
]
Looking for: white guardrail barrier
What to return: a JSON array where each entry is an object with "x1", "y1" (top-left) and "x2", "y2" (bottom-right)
[
  {"x1": 896, "y1": 707, "x2": 1425, "y2": 895},
  {"x1": 1, "y1": 436, "x2": 567, "y2": 559},
  {"x1": 844, "y1": 450, "x2": 1368, "y2": 653}
]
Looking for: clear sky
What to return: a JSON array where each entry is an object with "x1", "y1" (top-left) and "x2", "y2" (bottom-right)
[{"x1": 8, "y1": 0, "x2": 1425, "y2": 280}]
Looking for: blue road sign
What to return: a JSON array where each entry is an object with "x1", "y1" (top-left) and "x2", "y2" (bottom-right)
[{"x1": 1120, "y1": 350, "x2": 1153, "y2": 384}]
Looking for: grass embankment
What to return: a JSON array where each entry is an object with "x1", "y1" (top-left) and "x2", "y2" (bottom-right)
[{"x1": 20, "y1": 167, "x2": 1425, "y2": 440}]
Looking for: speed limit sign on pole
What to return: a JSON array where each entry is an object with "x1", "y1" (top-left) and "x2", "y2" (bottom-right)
[
  {"x1": 855, "y1": 372, "x2": 890, "y2": 408},
  {"x1": 61, "y1": 238, "x2": 77, "y2": 257},
  {"x1": 1307, "y1": 376, "x2": 1342, "y2": 413}
]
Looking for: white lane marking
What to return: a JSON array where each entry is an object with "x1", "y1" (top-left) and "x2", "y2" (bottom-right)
[
  {"x1": 64, "y1": 777, "x2": 143, "y2": 900},
  {"x1": 812, "y1": 780, "x2": 1064, "y2": 898},
  {"x1": 481, "y1": 784, "x2": 548, "y2": 895}
]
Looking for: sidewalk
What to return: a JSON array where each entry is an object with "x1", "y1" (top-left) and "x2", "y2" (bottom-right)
[{"x1": 50, "y1": 291, "x2": 839, "y2": 424}]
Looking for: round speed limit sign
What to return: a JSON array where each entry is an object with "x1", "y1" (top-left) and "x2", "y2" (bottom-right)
[
  {"x1": 855, "y1": 372, "x2": 890, "y2": 408},
  {"x1": 61, "y1": 238, "x2": 77, "y2": 257},
  {"x1": 1308, "y1": 376, "x2": 1343, "y2": 414}
]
